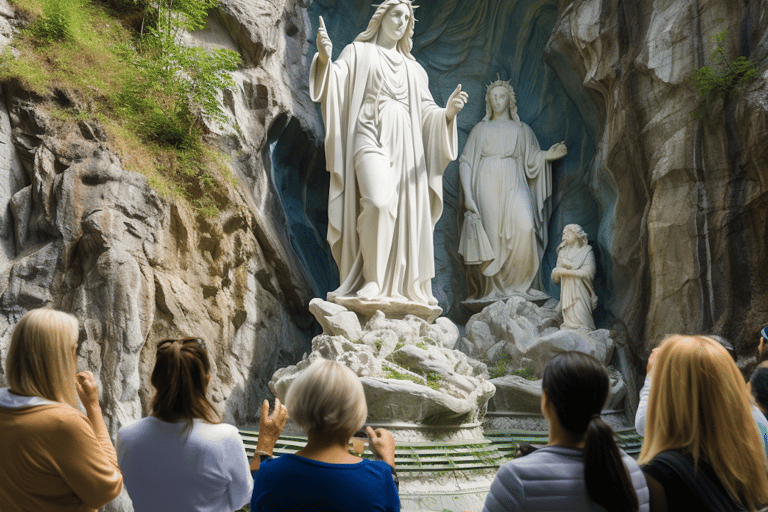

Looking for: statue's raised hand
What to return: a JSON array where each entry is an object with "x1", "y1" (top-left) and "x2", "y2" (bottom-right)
[
  {"x1": 446, "y1": 84, "x2": 469, "y2": 123},
  {"x1": 545, "y1": 141, "x2": 567, "y2": 161},
  {"x1": 317, "y1": 16, "x2": 333, "y2": 63}
]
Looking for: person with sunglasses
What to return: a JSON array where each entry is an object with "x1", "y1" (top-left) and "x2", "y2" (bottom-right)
[{"x1": 116, "y1": 337, "x2": 253, "y2": 511}]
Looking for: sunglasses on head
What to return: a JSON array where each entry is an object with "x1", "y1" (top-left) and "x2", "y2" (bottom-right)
[{"x1": 158, "y1": 337, "x2": 206, "y2": 351}]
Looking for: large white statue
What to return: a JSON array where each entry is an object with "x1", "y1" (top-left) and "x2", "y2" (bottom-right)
[
  {"x1": 458, "y1": 77, "x2": 566, "y2": 300},
  {"x1": 551, "y1": 224, "x2": 598, "y2": 331},
  {"x1": 310, "y1": 1, "x2": 468, "y2": 313}
]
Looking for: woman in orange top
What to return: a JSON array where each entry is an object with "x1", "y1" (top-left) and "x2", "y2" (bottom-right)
[{"x1": 0, "y1": 308, "x2": 123, "y2": 511}]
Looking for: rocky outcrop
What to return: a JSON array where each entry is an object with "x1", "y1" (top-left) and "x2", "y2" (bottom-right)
[
  {"x1": 270, "y1": 306, "x2": 495, "y2": 429},
  {"x1": 0, "y1": 0, "x2": 318, "y2": 444},
  {"x1": 458, "y1": 297, "x2": 615, "y2": 377}
]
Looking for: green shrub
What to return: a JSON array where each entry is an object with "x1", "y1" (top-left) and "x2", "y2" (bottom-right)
[{"x1": 691, "y1": 30, "x2": 758, "y2": 118}]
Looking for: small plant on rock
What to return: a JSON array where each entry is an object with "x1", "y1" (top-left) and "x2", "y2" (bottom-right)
[
  {"x1": 511, "y1": 367, "x2": 537, "y2": 381},
  {"x1": 691, "y1": 30, "x2": 758, "y2": 118},
  {"x1": 489, "y1": 352, "x2": 511, "y2": 379}
]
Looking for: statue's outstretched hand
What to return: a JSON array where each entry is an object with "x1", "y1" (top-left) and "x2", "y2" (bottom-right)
[
  {"x1": 545, "y1": 141, "x2": 567, "y2": 161},
  {"x1": 446, "y1": 84, "x2": 469, "y2": 123},
  {"x1": 317, "y1": 16, "x2": 333, "y2": 63}
]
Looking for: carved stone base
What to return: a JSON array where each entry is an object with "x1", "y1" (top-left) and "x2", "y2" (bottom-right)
[
  {"x1": 462, "y1": 289, "x2": 552, "y2": 312},
  {"x1": 483, "y1": 409, "x2": 631, "y2": 431},
  {"x1": 328, "y1": 294, "x2": 442, "y2": 323}
]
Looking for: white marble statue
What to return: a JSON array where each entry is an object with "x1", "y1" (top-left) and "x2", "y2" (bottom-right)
[
  {"x1": 309, "y1": 1, "x2": 468, "y2": 314},
  {"x1": 551, "y1": 224, "x2": 598, "y2": 331},
  {"x1": 458, "y1": 77, "x2": 566, "y2": 300}
]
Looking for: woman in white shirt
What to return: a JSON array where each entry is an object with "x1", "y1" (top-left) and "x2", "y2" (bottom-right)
[{"x1": 117, "y1": 337, "x2": 252, "y2": 512}]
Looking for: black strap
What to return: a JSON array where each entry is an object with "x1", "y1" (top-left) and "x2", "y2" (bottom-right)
[{"x1": 653, "y1": 450, "x2": 746, "y2": 512}]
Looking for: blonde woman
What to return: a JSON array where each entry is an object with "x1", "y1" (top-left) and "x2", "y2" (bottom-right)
[
  {"x1": 639, "y1": 335, "x2": 768, "y2": 512},
  {"x1": 251, "y1": 359, "x2": 399, "y2": 512},
  {"x1": 0, "y1": 308, "x2": 122, "y2": 511}
]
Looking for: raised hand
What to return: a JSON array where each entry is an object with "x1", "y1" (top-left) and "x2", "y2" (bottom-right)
[
  {"x1": 545, "y1": 141, "x2": 567, "y2": 161},
  {"x1": 75, "y1": 371, "x2": 100, "y2": 411},
  {"x1": 446, "y1": 84, "x2": 469, "y2": 123},
  {"x1": 317, "y1": 16, "x2": 333, "y2": 63},
  {"x1": 366, "y1": 426, "x2": 396, "y2": 468},
  {"x1": 257, "y1": 398, "x2": 288, "y2": 455}
]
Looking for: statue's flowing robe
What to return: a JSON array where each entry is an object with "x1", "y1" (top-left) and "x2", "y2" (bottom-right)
[
  {"x1": 310, "y1": 42, "x2": 458, "y2": 304},
  {"x1": 459, "y1": 119, "x2": 552, "y2": 299},
  {"x1": 556, "y1": 244, "x2": 597, "y2": 330}
]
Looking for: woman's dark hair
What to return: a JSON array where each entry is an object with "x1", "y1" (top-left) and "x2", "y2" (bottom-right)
[
  {"x1": 542, "y1": 352, "x2": 638, "y2": 512},
  {"x1": 150, "y1": 338, "x2": 219, "y2": 432}
]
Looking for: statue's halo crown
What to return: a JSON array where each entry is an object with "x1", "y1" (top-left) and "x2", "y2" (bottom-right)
[
  {"x1": 487, "y1": 73, "x2": 514, "y2": 94},
  {"x1": 372, "y1": 1, "x2": 419, "y2": 8}
]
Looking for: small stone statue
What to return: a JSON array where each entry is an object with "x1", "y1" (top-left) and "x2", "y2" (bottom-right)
[
  {"x1": 310, "y1": 0, "x2": 468, "y2": 315},
  {"x1": 551, "y1": 224, "x2": 598, "y2": 331},
  {"x1": 459, "y1": 76, "x2": 566, "y2": 300}
]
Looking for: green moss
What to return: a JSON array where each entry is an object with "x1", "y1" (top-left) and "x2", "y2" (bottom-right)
[
  {"x1": 489, "y1": 351, "x2": 511, "y2": 379},
  {"x1": 385, "y1": 369, "x2": 424, "y2": 386},
  {"x1": 426, "y1": 371, "x2": 441, "y2": 391},
  {"x1": 510, "y1": 367, "x2": 537, "y2": 381}
]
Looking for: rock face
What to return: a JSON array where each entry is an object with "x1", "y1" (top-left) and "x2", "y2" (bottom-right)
[
  {"x1": 490, "y1": 366, "x2": 627, "y2": 414},
  {"x1": 0, "y1": 0, "x2": 318, "y2": 441},
  {"x1": 270, "y1": 306, "x2": 495, "y2": 429}
]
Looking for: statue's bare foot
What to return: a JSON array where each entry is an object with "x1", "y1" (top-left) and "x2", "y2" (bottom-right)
[{"x1": 356, "y1": 282, "x2": 380, "y2": 300}]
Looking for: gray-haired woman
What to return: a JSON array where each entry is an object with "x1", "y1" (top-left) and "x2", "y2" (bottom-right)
[{"x1": 251, "y1": 359, "x2": 399, "y2": 511}]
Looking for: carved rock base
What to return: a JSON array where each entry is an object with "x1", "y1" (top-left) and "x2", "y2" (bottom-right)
[
  {"x1": 270, "y1": 301, "x2": 494, "y2": 426},
  {"x1": 328, "y1": 294, "x2": 442, "y2": 323}
]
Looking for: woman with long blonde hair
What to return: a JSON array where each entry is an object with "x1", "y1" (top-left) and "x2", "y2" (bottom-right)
[
  {"x1": 640, "y1": 335, "x2": 768, "y2": 511},
  {"x1": 0, "y1": 308, "x2": 123, "y2": 511}
]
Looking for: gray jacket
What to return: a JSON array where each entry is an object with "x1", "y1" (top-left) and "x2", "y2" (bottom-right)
[{"x1": 482, "y1": 446, "x2": 650, "y2": 512}]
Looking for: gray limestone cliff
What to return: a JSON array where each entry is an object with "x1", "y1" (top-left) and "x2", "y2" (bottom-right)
[{"x1": 0, "y1": 0, "x2": 318, "y2": 446}]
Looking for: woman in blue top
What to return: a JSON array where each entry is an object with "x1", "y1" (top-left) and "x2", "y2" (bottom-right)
[{"x1": 251, "y1": 358, "x2": 399, "y2": 512}]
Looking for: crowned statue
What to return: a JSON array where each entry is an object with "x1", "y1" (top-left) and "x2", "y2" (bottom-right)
[
  {"x1": 459, "y1": 76, "x2": 567, "y2": 301},
  {"x1": 310, "y1": 1, "x2": 468, "y2": 319}
]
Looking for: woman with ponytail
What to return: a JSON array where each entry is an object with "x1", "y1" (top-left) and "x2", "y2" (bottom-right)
[
  {"x1": 483, "y1": 351, "x2": 649, "y2": 512},
  {"x1": 117, "y1": 337, "x2": 253, "y2": 511}
]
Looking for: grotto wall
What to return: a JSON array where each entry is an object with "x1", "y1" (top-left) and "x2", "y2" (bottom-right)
[
  {"x1": 545, "y1": 0, "x2": 768, "y2": 352},
  {"x1": 288, "y1": 0, "x2": 768, "y2": 358}
]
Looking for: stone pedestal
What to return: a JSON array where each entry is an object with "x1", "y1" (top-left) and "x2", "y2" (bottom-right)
[{"x1": 270, "y1": 300, "x2": 500, "y2": 511}]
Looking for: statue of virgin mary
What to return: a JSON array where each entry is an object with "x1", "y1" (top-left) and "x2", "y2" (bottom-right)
[
  {"x1": 459, "y1": 77, "x2": 566, "y2": 300},
  {"x1": 310, "y1": 1, "x2": 468, "y2": 315}
]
